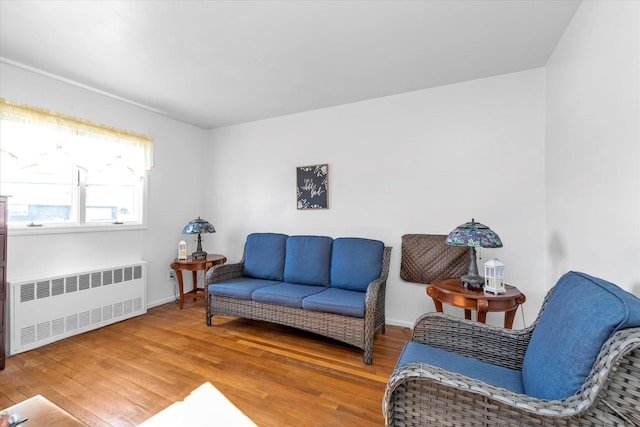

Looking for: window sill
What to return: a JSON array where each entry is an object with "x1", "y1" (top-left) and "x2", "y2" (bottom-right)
[{"x1": 8, "y1": 223, "x2": 147, "y2": 236}]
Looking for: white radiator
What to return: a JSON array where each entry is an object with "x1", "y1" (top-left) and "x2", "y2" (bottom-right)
[{"x1": 9, "y1": 261, "x2": 147, "y2": 355}]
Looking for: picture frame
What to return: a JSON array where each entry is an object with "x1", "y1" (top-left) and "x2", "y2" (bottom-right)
[{"x1": 296, "y1": 164, "x2": 328, "y2": 209}]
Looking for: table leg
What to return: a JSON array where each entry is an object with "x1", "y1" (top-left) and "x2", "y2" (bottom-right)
[
  {"x1": 192, "y1": 271, "x2": 198, "y2": 301},
  {"x1": 476, "y1": 299, "x2": 489, "y2": 323},
  {"x1": 174, "y1": 269, "x2": 185, "y2": 309},
  {"x1": 504, "y1": 309, "x2": 517, "y2": 329}
]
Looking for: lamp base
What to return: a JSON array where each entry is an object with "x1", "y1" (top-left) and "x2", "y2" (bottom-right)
[
  {"x1": 461, "y1": 274, "x2": 484, "y2": 290},
  {"x1": 191, "y1": 250, "x2": 207, "y2": 260},
  {"x1": 191, "y1": 233, "x2": 207, "y2": 259}
]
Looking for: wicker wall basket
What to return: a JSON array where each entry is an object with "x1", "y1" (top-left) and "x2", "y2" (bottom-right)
[{"x1": 400, "y1": 234, "x2": 469, "y2": 284}]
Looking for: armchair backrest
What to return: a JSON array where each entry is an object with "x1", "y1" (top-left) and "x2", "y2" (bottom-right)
[{"x1": 522, "y1": 271, "x2": 640, "y2": 400}]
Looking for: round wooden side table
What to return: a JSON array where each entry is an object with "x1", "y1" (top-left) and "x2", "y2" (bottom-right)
[
  {"x1": 426, "y1": 278, "x2": 526, "y2": 329},
  {"x1": 170, "y1": 254, "x2": 226, "y2": 309}
]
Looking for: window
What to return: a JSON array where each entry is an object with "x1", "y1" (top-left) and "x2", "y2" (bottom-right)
[{"x1": 0, "y1": 98, "x2": 153, "y2": 230}]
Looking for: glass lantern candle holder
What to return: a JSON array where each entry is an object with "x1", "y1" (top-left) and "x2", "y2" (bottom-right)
[
  {"x1": 178, "y1": 240, "x2": 187, "y2": 260},
  {"x1": 484, "y1": 258, "x2": 505, "y2": 294}
]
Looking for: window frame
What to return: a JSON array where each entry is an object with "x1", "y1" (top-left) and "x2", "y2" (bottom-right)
[{"x1": 6, "y1": 174, "x2": 149, "y2": 236}]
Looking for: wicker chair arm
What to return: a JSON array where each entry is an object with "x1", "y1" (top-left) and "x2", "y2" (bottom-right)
[
  {"x1": 412, "y1": 312, "x2": 533, "y2": 370},
  {"x1": 383, "y1": 362, "x2": 577, "y2": 425},
  {"x1": 206, "y1": 261, "x2": 244, "y2": 284},
  {"x1": 570, "y1": 327, "x2": 640, "y2": 425}
]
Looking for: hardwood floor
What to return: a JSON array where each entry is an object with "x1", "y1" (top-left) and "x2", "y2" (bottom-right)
[{"x1": 0, "y1": 299, "x2": 412, "y2": 426}]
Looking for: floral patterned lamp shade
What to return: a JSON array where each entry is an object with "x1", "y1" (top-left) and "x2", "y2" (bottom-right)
[
  {"x1": 446, "y1": 218, "x2": 502, "y2": 289},
  {"x1": 182, "y1": 217, "x2": 216, "y2": 259}
]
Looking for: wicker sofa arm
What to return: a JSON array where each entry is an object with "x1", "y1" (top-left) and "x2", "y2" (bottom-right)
[
  {"x1": 364, "y1": 246, "x2": 392, "y2": 311},
  {"x1": 206, "y1": 261, "x2": 244, "y2": 284},
  {"x1": 365, "y1": 277, "x2": 383, "y2": 303},
  {"x1": 366, "y1": 247, "x2": 392, "y2": 319},
  {"x1": 412, "y1": 312, "x2": 533, "y2": 370},
  {"x1": 364, "y1": 276, "x2": 386, "y2": 328}
]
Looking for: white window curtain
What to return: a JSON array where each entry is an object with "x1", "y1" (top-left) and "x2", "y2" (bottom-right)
[{"x1": 0, "y1": 98, "x2": 153, "y2": 177}]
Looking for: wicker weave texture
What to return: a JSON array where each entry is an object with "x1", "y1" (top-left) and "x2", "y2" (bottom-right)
[
  {"x1": 412, "y1": 312, "x2": 532, "y2": 370},
  {"x1": 400, "y1": 234, "x2": 469, "y2": 284},
  {"x1": 206, "y1": 246, "x2": 392, "y2": 365},
  {"x1": 210, "y1": 295, "x2": 366, "y2": 345},
  {"x1": 384, "y1": 313, "x2": 640, "y2": 426}
]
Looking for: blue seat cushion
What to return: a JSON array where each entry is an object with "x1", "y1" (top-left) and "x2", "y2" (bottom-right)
[
  {"x1": 283, "y1": 235, "x2": 333, "y2": 286},
  {"x1": 208, "y1": 277, "x2": 281, "y2": 300},
  {"x1": 302, "y1": 288, "x2": 366, "y2": 318},
  {"x1": 251, "y1": 282, "x2": 328, "y2": 308},
  {"x1": 242, "y1": 233, "x2": 288, "y2": 281},
  {"x1": 522, "y1": 271, "x2": 640, "y2": 400},
  {"x1": 330, "y1": 238, "x2": 384, "y2": 292},
  {"x1": 395, "y1": 341, "x2": 525, "y2": 394}
]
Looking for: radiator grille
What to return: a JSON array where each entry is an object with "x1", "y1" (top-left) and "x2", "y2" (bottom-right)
[{"x1": 9, "y1": 262, "x2": 147, "y2": 355}]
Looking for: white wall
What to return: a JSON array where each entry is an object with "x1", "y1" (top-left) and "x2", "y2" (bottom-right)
[
  {"x1": 0, "y1": 62, "x2": 209, "y2": 307},
  {"x1": 545, "y1": 1, "x2": 640, "y2": 294},
  {"x1": 207, "y1": 69, "x2": 546, "y2": 328}
]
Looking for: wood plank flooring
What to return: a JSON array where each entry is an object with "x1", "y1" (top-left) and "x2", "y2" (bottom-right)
[{"x1": 0, "y1": 299, "x2": 412, "y2": 426}]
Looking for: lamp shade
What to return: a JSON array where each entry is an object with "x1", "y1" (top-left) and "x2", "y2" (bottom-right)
[
  {"x1": 182, "y1": 217, "x2": 216, "y2": 235},
  {"x1": 445, "y1": 218, "x2": 502, "y2": 289},
  {"x1": 182, "y1": 217, "x2": 215, "y2": 260},
  {"x1": 445, "y1": 219, "x2": 502, "y2": 248}
]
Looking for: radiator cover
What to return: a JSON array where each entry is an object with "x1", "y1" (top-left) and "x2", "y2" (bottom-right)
[{"x1": 9, "y1": 261, "x2": 147, "y2": 355}]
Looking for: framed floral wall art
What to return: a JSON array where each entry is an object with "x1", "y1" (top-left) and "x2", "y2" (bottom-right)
[{"x1": 296, "y1": 164, "x2": 328, "y2": 209}]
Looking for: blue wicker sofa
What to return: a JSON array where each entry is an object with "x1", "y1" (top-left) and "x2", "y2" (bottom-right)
[{"x1": 205, "y1": 233, "x2": 392, "y2": 364}]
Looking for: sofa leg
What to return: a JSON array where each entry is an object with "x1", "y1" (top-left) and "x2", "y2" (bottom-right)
[
  {"x1": 363, "y1": 353, "x2": 372, "y2": 365},
  {"x1": 364, "y1": 344, "x2": 373, "y2": 365}
]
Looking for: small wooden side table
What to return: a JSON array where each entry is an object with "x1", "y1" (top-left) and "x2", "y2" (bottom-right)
[
  {"x1": 427, "y1": 278, "x2": 526, "y2": 329},
  {"x1": 171, "y1": 254, "x2": 226, "y2": 309}
]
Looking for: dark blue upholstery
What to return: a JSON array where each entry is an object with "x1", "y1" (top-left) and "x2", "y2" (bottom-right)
[
  {"x1": 283, "y1": 235, "x2": 333, "y2": 286},
  {"x1": 330, "y1": 237, "x2": 384, "y2": 292},
  {"x1": 522, "y1": 271, "x2": 640, "y2": 400},
  {"x1": 242, "y1": 233, "x2": 288, "y2": 281},
  {"x1": 251, "y1": 282, "x2": 327, "y2": 308},
  {"x1": 396, "y1": 341, "x2": 525, "y2": 394},
  {"x1": 302, "y1": 287, "x2": 367, "y2": 317},
  {"x1": 208, "y1": 277, "x2": 281, "y2": 300}
]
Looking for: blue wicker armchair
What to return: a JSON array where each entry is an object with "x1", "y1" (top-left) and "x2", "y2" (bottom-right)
[{"x1": 384, "y1": 271, "x2": 640, "y2": 426}]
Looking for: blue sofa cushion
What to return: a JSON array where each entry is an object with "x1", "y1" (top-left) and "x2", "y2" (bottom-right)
[
  {"x1": 396, "y1": 341, "x2": 525, "y2": 394},
  {"x1": 330, "y1": 238, "x2": 384, "y2": 292},
  {"x1": 242, "y1": 233, "x2": 288, "y2": 281},
  {"x1": 251, "y1": 282, "x2": 327, "y2": 308},
  {"x1": 283, "y1": 235, "x2": 333, "y2": 286},
  {"x1": 208, "y1": 277, "x2": 281, "y2": 300},
  {"x1": 302, "y1": 287, "x2": 367, "y2": 318},
  {"x1": 522, "y1": 271, "x2": 640, "y2": 400}
]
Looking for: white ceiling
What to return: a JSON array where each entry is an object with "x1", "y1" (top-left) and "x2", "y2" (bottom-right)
[{"x1": 0, "y1": 0, "x2": 580, "y2": 129}]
